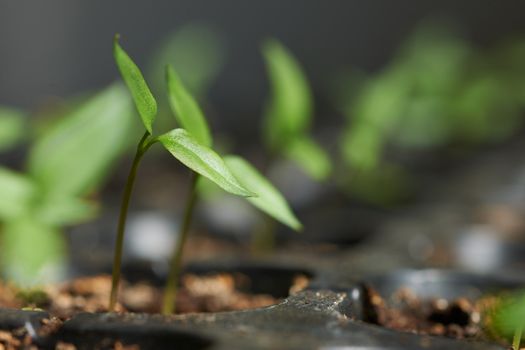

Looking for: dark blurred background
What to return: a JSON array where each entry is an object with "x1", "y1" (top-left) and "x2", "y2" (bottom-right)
[
  {"x1": 4, "y1": 1, "x2": 525, "y2": 283},
  {"x1": 2, "y1": 0, "x2": 525, "y2": 124}
]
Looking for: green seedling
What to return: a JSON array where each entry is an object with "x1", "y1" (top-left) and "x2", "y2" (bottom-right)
[
  {"x1": 112, "y1": 35, "x2": 302, "y2": 314},
  {"x1": 0, "y1": 85, "x2": 133, "y2": 285},
  {"x1": 164, "y1": 63, "x2": 302, "y2": 312},
  {"x1": 16, "y1": 288, "x2": 50, "y2": 308},
  {"x1": 226, "y1": 39, "x2": 329, "y2": 252},
  {"x1": 262, "y1": 39, "x2": 331, "y2": 181},
  {"x1": 488, "y1": 291, "x2": 525, "y2": 349},
  {"x1": 335, "y1": 22, "x2": 525, "y2": 206},
  {"x1": 111, "y1": 36, "x2": 254, "y2": 312}
]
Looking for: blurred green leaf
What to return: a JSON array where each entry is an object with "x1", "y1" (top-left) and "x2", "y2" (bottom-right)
[
  {"x1": 35, "y1": 195, "x2": 98, "y2": 226},
  {"x1": 1, "y1": 218, "x2": 66, "y2": 286},
  {"x1": 491, "y1": 292, "x2": 525, "y2": 340},
  {"x1": 395, "y1": 23, "x2": 470, "y2": 95},
  {"x1": 454, "y1": 76, "x2": 521, "y2": 143},
  {"x1": 148, "y1": 23, "x2": 226, "y2": 98},
  {"x1": 262, "y1": 39, "x2": 312, "y2": 149},
  {"x1": 0, "y1": 107, "x2": 26, "y2": 151},
  {"x1": 284, "y1": 136, "x2": 331, "y2": 181},
  {"x1": 157, "y1": 128, "x2": 254, "y2": 197},
  {"x1": 344, "y1": 164, "x2": 411, "y2": 207},
  {"x1": 224, "y1": 155, "x2": 302, "y2": 231},
  {"x1": 392, "y1": 97, "x2": 452, "y2": 149},
  {"x1": 114, "y1": 35, "x2": 157, "y2": 133},
  {"x1": 340, "y1": 124, "x2": 383, "y2": 171},
  {"x1": 166, "y1": 65, "x2": 212, "y2": 147},
  {"x1": 28, "y1": 83, "x2": 134, "y2": 197},
  {"x1": 0, "y1": 167, "x2": 36, "y2": 220}
]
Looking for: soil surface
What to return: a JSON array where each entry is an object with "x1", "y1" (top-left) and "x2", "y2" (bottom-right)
[
  {"x1": 4, "y1": 273, "x2": 310, "y2": 317},
  {"x1": 363, "y1": 286, "x2": 514, "y2": 346},
  {"x1": 0, "y1": 273, "x2": 308, "y2": 349}
]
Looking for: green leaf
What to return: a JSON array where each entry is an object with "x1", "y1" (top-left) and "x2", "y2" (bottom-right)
[
  {"x1": 148, "y1": 23, "x2": 227, "y2": 98},
  {"x1": 166, "y1": 65, "x2": 212, "y2": 147},
  {"x1": 262, "y1": 39, "x2": 312, "y2": 149},
  {"x1": 0, "y1": 106, "x2": 26, "y2": 151},
  {"x1": 35, "y1": 195, "x2": 98, "y2": 226},
  {"x1": 157, "y1": 129, "x2": 254, "y2": 197},
  {"x1": 1, "y1": 218, "x2": 66, "y2": 286},
  {"x1": 224, "y1": 155, "x2": 302, "y2": 231},
  {"x1": 284, "y1": 136, "x2": 331, "y2": 181},
  {"x1": 114, "y1": 35, "x2": 157, "y2": 133},
  {"x1": 0, "y1": 167, "x2": 37, "y2": 220},
  {"x1": 490, "y1": 292, "x2": 525, "y2": 339},
  {"x1": 28, "y1": 83, "x2": 134, "y2": 197}
]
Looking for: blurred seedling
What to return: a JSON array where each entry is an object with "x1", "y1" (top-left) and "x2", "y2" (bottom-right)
[
  {"x1": 335, "y1": 22, "x2": 525, "y2": 206},
  {"x1": 0, "y1": 85, "x2": 134, "y2": 286},
  {"x1": 489, "y1": 291, "x2": 525, "y2": 349},
  {"x1": 113, "y1": 35, "x2": 301, "y2": 314},
  {"x1": 229, "y1": 39, "x2": 330, "y2": 252},
  {"x1": 262, "y1": 39, "x2": 332, "y2": 182}
]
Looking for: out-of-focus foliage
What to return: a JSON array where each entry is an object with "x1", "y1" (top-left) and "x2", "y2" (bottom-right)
[
  {"x1": 489, "y1": 292, "x2": 525, "y2": 345},
  {"x1": 0, "y1": 107, "x2": 26, "y2": 152},
  {"x1": 145, "y1": 23, "x2": 227, "y2": 147},
  {"x1": 148, "y1": 23, "x2": 226, "y2": 100},
  {"x1": 0, "y1": 84, "x2": 134, "y2": 285},
  {"x1": 262, "y1": 39, "x2": 332, "y2": 181},
  {"x1": 28, "y1": 84, "x2": 134, "y2": 197},
  {"x1": 336, "y1": 22, "x2": 525, "y2": 204}
]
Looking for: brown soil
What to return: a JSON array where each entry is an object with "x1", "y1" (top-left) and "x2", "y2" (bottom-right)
[
  {"x1": 363, "y1": 286, "x2": 513, "y2": 345},
  {"x1": 6, "y1": 273, "x2": 309, "y2": 318},
  {"x1": 0, "y1": 272, "x2": 308, "y2": 349}
]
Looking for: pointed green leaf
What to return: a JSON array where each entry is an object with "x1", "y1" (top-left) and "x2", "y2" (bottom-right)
[
  {"x1": 0, "y1": 106, "x2": 26, "y2": 151},
  {"x1": 28, "y1": 83, "x2": 134, "y2": 197},
  {"x1": 284, "y1": 136, "x2": 332, "y2": 181},
  {"x1": 166, "y1": 65, "x2": 212, "y2": 147},
  {"x1": 2, "y1": 218, "x2": 66, "y2": 286},
  {"x1": 0, "y1": 167, "x2": 37, "y2": 220},
  {"x1": 157, "y1": 129, "x2": 254, "y2": 197},
  {"x1": 114, "y1": 35, "x2": 157, "y2": 133},
  {"x1": 262, "y1": 39, "x2": 313, "y2": 149},
  {"x1": 224, "y1": 155, "x2": 302, "y2": 231}
]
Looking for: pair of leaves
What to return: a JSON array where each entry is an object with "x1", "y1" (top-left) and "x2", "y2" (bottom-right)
[
  {"x1": 115, "y1": 37, "x2": 212, "y2": 148},
  {"x1": 115, "y1": 37, "x2": 247, "y2": 197},
  {"x1": 158, "y1": 131, "x2": 301, "y2": 231},
  {"x1": 115, "y1": 36, "x2": 301, "y2": 231},
  {"x1": 262, "y1": 39, "x2": 331, "y2": 181}
]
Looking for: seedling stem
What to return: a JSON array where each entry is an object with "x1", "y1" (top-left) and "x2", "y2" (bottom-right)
[
  {"x1": 162, "y1": 171, "x2": 199, "y2": 315},
  {"x1": 109, "y1": 131, "x2": 152, "y2": 311},
  {"x1": 513, "y1": 325, "x2": 522, "y2": 350}
]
